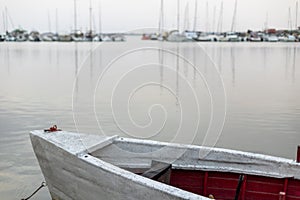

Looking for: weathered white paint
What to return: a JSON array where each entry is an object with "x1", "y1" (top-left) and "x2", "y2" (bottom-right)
[
  {"x1": 30, "y1": 130, "x2": 300, "y2": 200},
  {"x1": 93, "y1": 137, "x2": 300, "y2": 180},
  {"x1": 30, "y1": 131, "x2": 208, "y2": 200}
]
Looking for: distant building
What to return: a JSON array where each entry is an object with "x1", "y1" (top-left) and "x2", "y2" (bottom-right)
[{"x1": 266, "y1": 29, "x2": 276, "y2": 34}]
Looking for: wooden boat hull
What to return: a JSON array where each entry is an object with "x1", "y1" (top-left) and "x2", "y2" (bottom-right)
[
  {"x1": 30, "y1": 131, "x2": 205, "y2": 200},
  {"x1": 30, "y1": 131, "x2": 300, "y2": 200}
]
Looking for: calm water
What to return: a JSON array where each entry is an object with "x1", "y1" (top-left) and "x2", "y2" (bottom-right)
[{"x1": 0, "y1": 38, "x2": 300, "y2": 199}]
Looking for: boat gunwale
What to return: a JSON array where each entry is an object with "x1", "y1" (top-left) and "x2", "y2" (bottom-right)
[
  {"x1": 30, "y1": 130, "x2": 300, "y2": 183},
  {"x1": 113, "y1": 137, "x2": 300, "y2": 166}
]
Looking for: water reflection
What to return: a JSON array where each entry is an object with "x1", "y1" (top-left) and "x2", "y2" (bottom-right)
[
  {"x1": 89, "y1": 43, "x2": 94, "y2": 80},
  {"x1": 56, "y1": 43, "x2": 60, "y2": 66},
  {"x1": 175, "y1": 44, "x2": 179, "y2": 107},
  {"x1": 285, "y1": 46, "x2": 291, "y2": 80},
  {"x1": 230, "y1": 46, "x2": 236, "y2": 86},
  {"x1": 0, "y1": 41, "x2": 299, "y2": 200},
  {"x1": 263, "y1": 46, "x2": 267, "y2": 70},
  {"x1": 292, "y1": 47, "x2": 297, "y2": 82},
  {"x1": 48, "y1": 43, "x2": 52, "y2": 64},
  {"x1": 74, "y1": 43, "x2": 79, "y2": 76},
  {"x1": 218, "y1": 45, "x2": 223, "y2": 73},
  {"x1": 6, "y1": 44, "x2": 10, "y2": 75},
  {"x1": 183, "y1": 44, "x2": 188, "y2": 78},
  {"x1": 74, "y1": 43, "x2": 79, "y2": 96},
  {"x1": 192, "y1": 46, "x2": 197, "y2": 86},
  {"x1": 284, "y1": 46, "x2": 298, "y2": 82},
  {"x1": 158, "y1": 44, "x2": 164, "y2": 94}
]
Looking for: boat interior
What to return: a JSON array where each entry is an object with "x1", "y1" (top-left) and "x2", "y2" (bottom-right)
[{"x1": 88, "y1": 137, "x2": 300, "y2": 200}]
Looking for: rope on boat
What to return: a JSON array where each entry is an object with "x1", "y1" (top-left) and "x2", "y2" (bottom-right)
[
  {"x1": 234, "y1": 175, "x2": 244, "y2": 200},
  {"x1": 21, "y1": 181, "x2": 47, "y2": 200}
]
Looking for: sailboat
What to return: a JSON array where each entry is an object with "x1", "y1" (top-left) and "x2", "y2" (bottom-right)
[
  {"x1": 167, "y1": 30, "x2": 188, "y2": 42},
  {"x1": 277, "y1": 8, "x2": 297, "y2": 42},
  {"x1": 84, "y1": 0, "x2": 94, "y2": 41},
  {"x1": 28, "y1": 31, "x2": 41, "y2": 42},
  {"x1": 95, "y1": 2, "x2": 103, "y2": 42},
  {"x1": 14, "y1": 29, "x2": 28, "y2": 42},
  {"x1": 224, "y1": 0, "x2": 240, "y2": 42},
  {"x1": 193, "y1": 2, "x2": 218, "y2": 42},
  {"x1": 184, "y1": 0, "x2": 199, "y2": 41},
  {"x1": 157, "y1": 0, "x2": 168, "y2": 41},
  {"x1": 167, "y1": 0, "x2": 188, "y2": 42},
  {"x1": 70, "y1": 0, "x2": 84, "y2": 42}
]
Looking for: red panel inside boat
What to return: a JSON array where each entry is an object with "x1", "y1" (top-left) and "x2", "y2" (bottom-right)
[{"x1": 169, "y1": 169, "x2": 300, "y2": 200}]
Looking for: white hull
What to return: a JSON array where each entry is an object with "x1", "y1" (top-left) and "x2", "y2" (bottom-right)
[
  {"x1": 167, "y1": 33, "x2": 188, "y2": 42},
  {"x1": 249, "y1": 37, "x2": 262, "y2": 42},
  {"x1": 266, "y1": 35, "x2": 279, "y2": 42},
  {"x1": 30, "y1": 131, "x2": 300, "y2": 200},
  {"x1": 227, "y1": 35, "x2": 241, "y2": 42}
]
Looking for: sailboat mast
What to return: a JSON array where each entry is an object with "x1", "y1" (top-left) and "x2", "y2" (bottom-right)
[
  {"x1": 48, "y1": 10, "x2": 51, "y2": 32},
  {"x1": 99, "y1": 1, "x2": 102, "y2": 33},
  {"x1": 212, "y1": 5, "x2": 216, "y2": 33},
  {"x1": 264, "y1": 12, "x2": 268, "y2": 31},
  {"x1": 193, "y1": 0, "x2": 198, "y2": 32},
  {"x1": 2, "y1": 10, "x2": 5, "y2": 33},
  {"x1": 217, "y1": 1, "x2": 223, "y2": 33},
  {"x1": 73, "y1": 0, "x2": 77, "y2": 31},
  {"x1": 161, "y1": 0, "x2": 164, "y2": 32},
  {"x1": 288, "y1": 7, "x2": 292, "y2": 30},
  {"x1": 231, "y1": 0, "x2": 238, "y2": 32},
  {"x1": 56, "y1": 8, "x2": 58, "y2": 34},
  {"x1": 158, "y1": 0, "x2": 164, "y2": 34},
  {"x1": 4, "y1": 7, "x2": 15, "y2": 31},
  {"x1": 177, "y1": 0, "x2": 180, "y2": 32},
  {"x1": 184, "y1": 3, "x2": 189, "y2": 31},
  {"x1": 205, "y1": 1, "x2": 209, "y2": 33},
  {"x1": 296, "y1": 1, "x2": 299, "y2": 30},
  {"x1": 89, "y1": 0, "x2": 93, "y2": 32},
  {"x1": 5, "y1": 7, "x2": 8, "y2": 32}
]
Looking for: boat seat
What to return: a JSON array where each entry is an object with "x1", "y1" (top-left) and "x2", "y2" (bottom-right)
[{"x1": 141, "y1": 161, "x2": 171, "y2": 181}]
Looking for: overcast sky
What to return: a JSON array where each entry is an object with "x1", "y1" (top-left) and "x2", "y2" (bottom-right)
[{"x1": 0, "y1": 0, "x2": 299, "y2": 33}]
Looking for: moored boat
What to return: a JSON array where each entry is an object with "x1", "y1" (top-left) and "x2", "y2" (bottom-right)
[
  {"x1": 279, "y1": 35, "x2": 297, "y2": 42},
  {"x1": 184, "y1": 31, "x2": 198, "y2": 41},
  {"x1": 30, "y1": 130, "x2": 300, "y2": 200},
  {"x1": 141, "y1": 34, "x2": 151, "y2": 40},
  {"x1": 266, "y1": 35, "x2": 279, "y2": 42},
  {"x1": 13, "y1": 29, "x2": 28, "y2": 42},
  {"x1": 71, "y1": 30, "x2": 84, "y2": 42},
  {"x1": 0, "y1": 34, "x2": 5, "y2": 42},
  {"x1": 167, "y1": 30, "x2": 188, "y2": 42},
  {"x1": 218, "y1": 35, "x2": 229, "y2": 42},
  {"x1": 194, "y1": 33, "x2": 218, "y2": 42},
  {"x1": 249, "y1": 37, "x2": 262, "y2": 42},
  {"x1": 58, "y1": 34, "x2": 72, "y2": 42},
  {"x1": 41, "y1": 32, "x2": 56, "y2": 42},
  {"x1": 111, "y1": 34, "x2": 126, "y2": 42},
  {"x1": 28, "y1": 31, "x2": 41, "y2": 42},
  {"x1": 84, "y1": 30, "x2": 94, "y2": 41},
  {"x1": 248, "y1": 33, "x2": 263, "y2": 42},
  {"x1": 5, "y1": 33, "x2": 16, "y2": 42},
  {"x1": 226, "y1": 33, "x2": 241, "y2": 42},
  {"x1": 150, "y1": 33, "x2": 158, "y2": 40},
  {"x1": 102, "y1": 34, "x2": 125, "y2": 42}
]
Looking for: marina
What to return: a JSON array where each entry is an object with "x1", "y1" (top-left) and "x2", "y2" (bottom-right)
[
  {"x1": 1, "y1": 0, "x2": 300, "y2": 43},
  {"x1": 1, "y1": 29, "x2": 300, "y2": 43}
]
